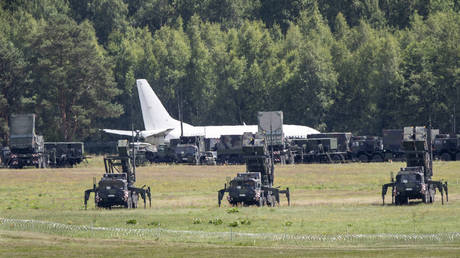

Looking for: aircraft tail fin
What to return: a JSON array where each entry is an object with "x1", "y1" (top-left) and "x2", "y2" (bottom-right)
[{"x1": 136, "y1": 79, "x2": 178, "y2": 130}]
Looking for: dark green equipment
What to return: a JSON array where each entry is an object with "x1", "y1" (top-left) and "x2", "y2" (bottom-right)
[
  {"x1": 433, "y1": 134, "x2": 460, "y2": 161},
  {"x1": 45, "y1": 142, "x2": 85, "y2": 167},
  {"x1": 84, "y1": 140, "x2": 151, "y2": 209},
  {"x1": 291, "y1": 137, "x2": 347, "y2": 163},
  {"x1": 382, "y1": 126, "x2": 448, "y2": 205},
  {"x1": 174, "y1": 136, "x2": 205, "y2": 165},
  {"x1": 218, "y1": 132, "x2": 290, "y2": 207},
  {"x1": 8, "y1": 114, "x2": 48, "y2": 168}
]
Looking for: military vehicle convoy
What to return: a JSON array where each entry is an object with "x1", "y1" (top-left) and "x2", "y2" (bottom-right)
[
  {"x1": 382, "y1": 126, "x2": 448, "y2": 205},
  {"x1": 84, "y1": 140, "x2": 151, "y2": 209},
  {"x1": 8, "y1": 114, "x2": 48, "y2": 168},
  {"x1": 218, "y1": 132, "x2": 290, "y2": 207}
]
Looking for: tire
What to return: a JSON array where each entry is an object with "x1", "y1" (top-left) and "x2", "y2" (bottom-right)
[
  {"x1": 358, "y1": 154, "x2": 368, "y2": 162},
  {"x1": 440, "y1": 152, "x2": 452, "y2": 161},
  {"x1": 371, "y1": 154, "x2": 384, "y2": 162},
  {"x1": 332, "y1": 155, "x2": 342, "y2": 163}
]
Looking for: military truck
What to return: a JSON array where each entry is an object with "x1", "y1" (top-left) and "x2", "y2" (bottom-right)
[
  {"x1": 215, "y1": 135, "x2": 244, "y2": 164},
  {"x1": 8, "y1": 114, "x2": 48, "y2": 168},
  {"x1": 258, "y1": 111, "x2": 294, "y2": 164},
  {"x1": 174, "y1": 136, "x2": 205, "y2": 164},
  {"x1": 130, "y1": 142, "x2": 156, "y2": 166},
  {"x1": 45, "y1": 142, "x2": 85, "y2": 167},
  {"x1": 84, "y1": 140, "x2": 151, "y2": 209},
  {"x1": 382, "y1": 126, "x2": 448, "y2": 205},
  {"x1": 308, "y1": 132, "x2": 352, "y2": 153},
  {"x1": 350, "y1": 136, "x2": 385, "y2": 162},
  {"x1": 218, "y1": 132, "x2": 290, "y2": 207},
  {"x1": 146, "y1": 144, "x2": 175, "y2": 163},
  {"x1": 433, "y1": 134, "x2": 460, "y2": 161},
  {"x1": 381, "y1": 129, "x2": 405, "y2": 161},
  {"x1": 290, "y1": 137, "x2": 347, "y2": 163}
]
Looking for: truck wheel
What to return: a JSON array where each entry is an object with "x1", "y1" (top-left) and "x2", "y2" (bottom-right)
[
  {"x1": 371, "y1": 154, "x2": 383, "y2": 162},
  {"x1": 440, "y1": 152, "x2": 451, "y2": 161},
  {"x1": 358, "y1": 154, "x2": 368, "y2": 162},
  {"x1": 456, "y1": 152, "x2": 460, "y2": 161},
  {"x1": 332, "y1": 155, "x2": 342, "y2": 163}
]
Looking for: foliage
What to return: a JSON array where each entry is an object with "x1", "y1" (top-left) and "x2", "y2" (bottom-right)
[
  {"x1": 0, "y1": 1, "x2": 459, "y2": 140},
  {"x1": 29, "y1": 15, "x2": 122, "y2": 140},
  {"x1": 226, "y1": 207, "x2": 239, "y2": 214},
  {"x1": 126, "y1": 219, "x2": 137, "y2": 225}
]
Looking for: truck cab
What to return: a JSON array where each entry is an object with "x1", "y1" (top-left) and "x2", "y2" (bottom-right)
[
  {"x1": 394, "y1": 167, "x2": 431, "y2": 204},
  {"x1": 95, "y1": 173, "x2": 132, "y2": 208},
  {"x1": 174, "y1": 136, "x2": 205, "y2": 164},
  {"x1": 227, "y1": 172, "x2": 263, "y2": 206}
]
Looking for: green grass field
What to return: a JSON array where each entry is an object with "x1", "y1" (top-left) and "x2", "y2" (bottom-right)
[{"x1": 1, "y1": 159, "x2": 460, "y2": 257}]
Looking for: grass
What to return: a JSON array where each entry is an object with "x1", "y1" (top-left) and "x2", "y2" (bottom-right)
[{"x1": 1, "y1": 159, "x2": 460, "y2": 256}]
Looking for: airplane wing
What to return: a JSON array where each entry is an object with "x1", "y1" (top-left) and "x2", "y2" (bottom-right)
[
  {"x1": 140, "y1": 128, "x2": 173, "y2": 138},
  {"x1": 102, "y1": 129, "x2": 135, "y2": 136},
  {"x1": 101, "y1": 128, "x2": 173, "y2": 138}
]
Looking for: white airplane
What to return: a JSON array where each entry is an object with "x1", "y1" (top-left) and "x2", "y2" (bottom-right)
[{"x1": 103, "y1": 79, "x2": 319, "y2": 143}]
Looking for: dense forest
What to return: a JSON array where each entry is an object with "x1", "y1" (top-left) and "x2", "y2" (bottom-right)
[{"x1": 0, "y1": 0, "x2": 459, "y2": 143}]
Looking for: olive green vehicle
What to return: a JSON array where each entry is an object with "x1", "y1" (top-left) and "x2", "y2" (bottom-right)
[
  {"x1": 84, "y1": 140, "x2": 151, "y2": 209},
  {"x1": 382, "y1": 126, "x2": 448, "y2": 205},
  {"x1": 218, "y1": 132, "x2": 290, "y2": 207}
]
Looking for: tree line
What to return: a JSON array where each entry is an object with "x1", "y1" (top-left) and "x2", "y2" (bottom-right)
[{"x1": 0, "y1": 0, "x2": 459, "y2": 143}]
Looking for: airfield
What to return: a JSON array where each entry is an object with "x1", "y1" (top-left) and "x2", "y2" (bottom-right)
[{"x1": 1, "y1": 159, "x2": 459, "y2": 257}]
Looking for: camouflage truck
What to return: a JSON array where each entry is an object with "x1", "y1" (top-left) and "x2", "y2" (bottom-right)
[
  {"x1": 216, "y1": 135, "x2": 244, "y2": 164},
  {"x1": 218, "y1": 132, "x2": 290, "y2": 207},
  {"x1": 382, "y1": 126, "x2": 448, "y2": 205},
  {"x1": 258, "y1": 111, "x2": 294, "y2": 164},
  {"x1": 382, "y1": 129, "x2": 405, "y2": 161},
  {"x1": 174, "y1": 136, "x2": 205, "y2": 164},
  {"x1": 433, "y1": 134, "x2": 460, "y2": 161},
  {"x1": 84, "y1": 140, "x2": 151, "y2": 209},
  {"x1": 130, "y1": 142, "x2": 156, "y2": 166},
  {"x1": 45, "y1": 142, "x2": 85, "y2": 167},
  {"x1": 308, "y1": 132, "x2": 352, "y2": 153},
  {"x1": 291, "y1": 137, "x2": 347, "y2": 163},
  {"x1": 146, "y1": 144, "x2": 175, "y2": 163},
  {"x1": 350, "y1": 136, "x2": 385, "y2": 162},
  {"x1": 8, "y1": 114, "x2": 48, "y2": 168}
]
